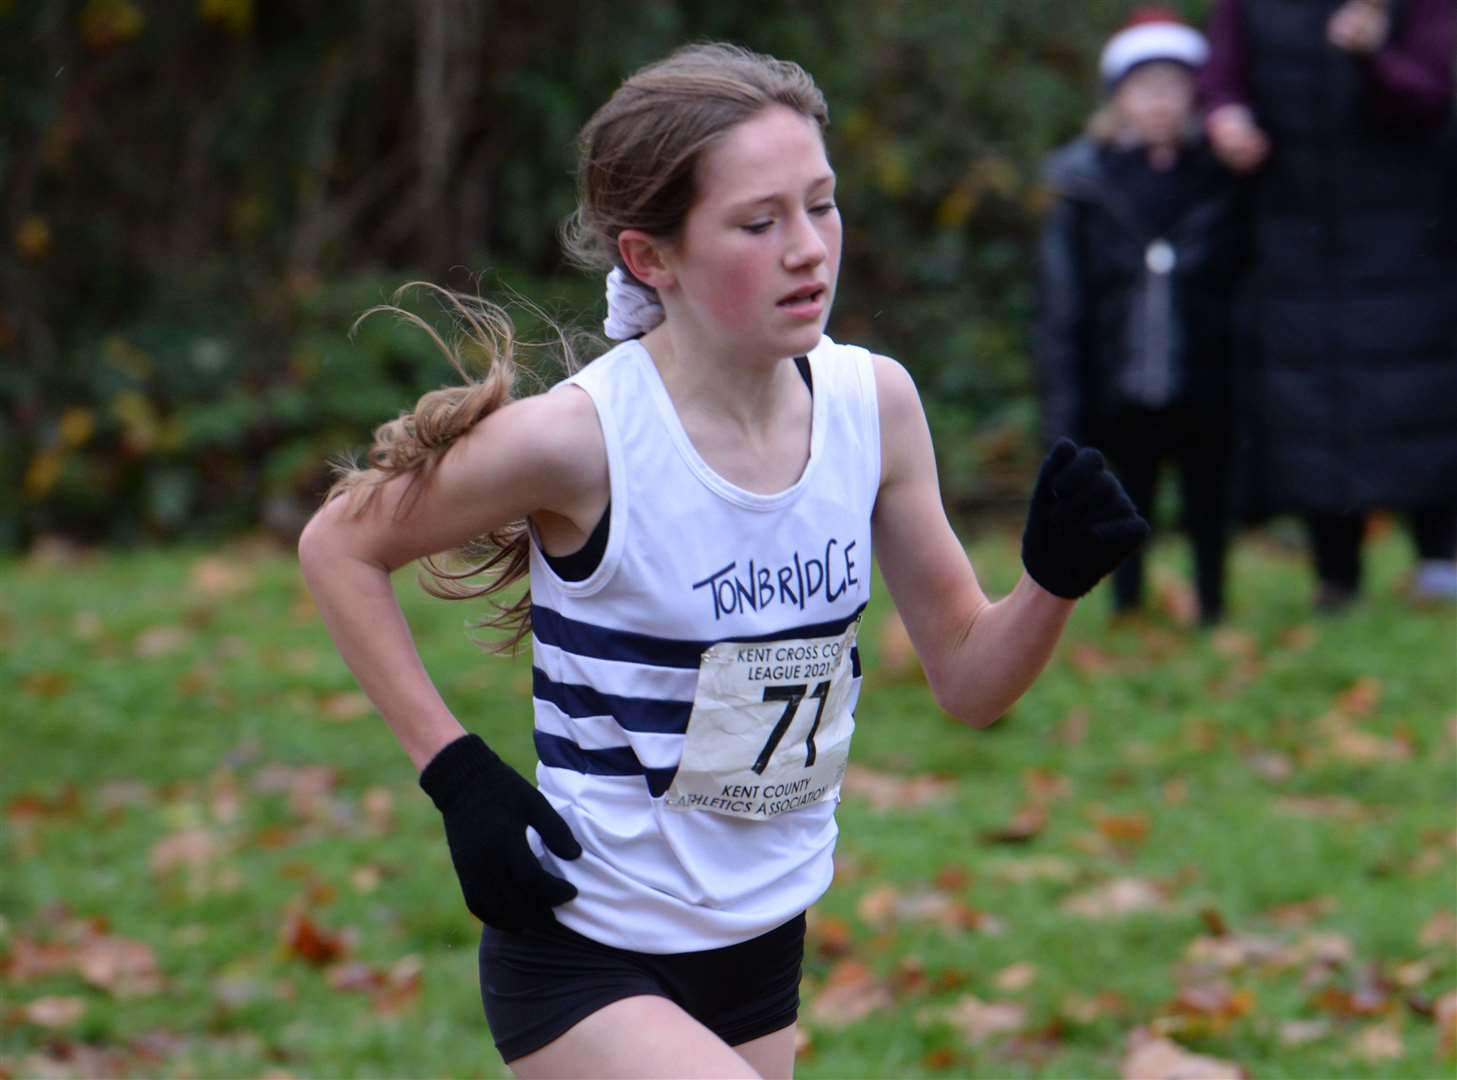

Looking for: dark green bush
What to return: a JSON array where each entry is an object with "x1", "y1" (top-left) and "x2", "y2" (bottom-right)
[{"x1": 1, "y1": 1, "x2": 1210, "y2": 548}]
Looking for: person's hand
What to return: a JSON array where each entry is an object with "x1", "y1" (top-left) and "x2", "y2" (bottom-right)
[
  {"x1": 1206, "y1": 104, "x2": 1271, "y2": 173},
  {"x1": 1328, "y1": 0, "x2": 1390, "y2": 54},
  {"x1": 419, "y1": 733, "x2": 582, "y2": 931},
  {"x1": 1021, "y1": 438, "x2": 1150, "y2": 599}
]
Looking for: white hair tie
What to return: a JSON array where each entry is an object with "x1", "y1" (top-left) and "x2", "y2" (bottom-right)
[{"x1": 603, "y1": 266, "x2": 664, "y2": 340}]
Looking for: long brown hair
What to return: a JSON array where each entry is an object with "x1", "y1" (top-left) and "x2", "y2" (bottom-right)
[{"x1": 327, "y1": 44, "x2": 829, "y2": 652}]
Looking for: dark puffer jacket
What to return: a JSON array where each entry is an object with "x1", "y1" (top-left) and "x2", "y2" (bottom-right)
[
  {"x1": 1034, "y1": 137, "x2": 1242, "y2": 444},
  {"x1": 1236, "y1": 0, "x2": 1457, "y2": 513}
]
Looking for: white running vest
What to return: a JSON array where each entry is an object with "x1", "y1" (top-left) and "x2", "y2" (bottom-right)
[{"x1": 526, "y1": 335, "x2": 880, "y2": 953}]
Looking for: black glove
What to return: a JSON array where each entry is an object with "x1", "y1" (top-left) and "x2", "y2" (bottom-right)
[
  {"x1": 418, "y1": 733, "x2": 582, "y2": 931},
  {"x1": 1021, "y1": 438, "x2": 1150, "y2": 599}
]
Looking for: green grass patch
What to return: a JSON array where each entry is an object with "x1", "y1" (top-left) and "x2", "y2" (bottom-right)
[{"x1": 2, "y1": 529, "x2": 1453, "y2": 1077}]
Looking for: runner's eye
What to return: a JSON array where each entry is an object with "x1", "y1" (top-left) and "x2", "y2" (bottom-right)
[
  {"x1": 810, "y1": 202, "x2": 837, "y2": 216},
  {"x1": 742, "y1": 220, "x2": 774, "y2": 235}
]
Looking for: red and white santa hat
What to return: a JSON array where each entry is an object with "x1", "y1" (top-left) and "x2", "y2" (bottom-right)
[{"x1": 1099, "y1": 7, "x2": 1209, "y2": 88}]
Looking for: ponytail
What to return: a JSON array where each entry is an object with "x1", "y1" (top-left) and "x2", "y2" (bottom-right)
[{"x1": 326, "y1": 282, "x2": 580, "y2": 653}]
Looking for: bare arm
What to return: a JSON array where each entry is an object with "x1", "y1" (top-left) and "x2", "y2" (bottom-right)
[
  {"x1": 297, "y1": 386, "x2": 608, "y2": 770},
  {"x1": 870, "y1": 356, "x2": 1074, "y2": 728}
]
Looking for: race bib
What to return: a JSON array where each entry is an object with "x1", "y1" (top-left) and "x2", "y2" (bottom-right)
[{"x1": 664, "y1": 619, "x2": 859, "y2": 820}]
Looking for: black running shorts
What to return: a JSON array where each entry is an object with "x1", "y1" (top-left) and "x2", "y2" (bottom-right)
[{"x1": 478, "y1": 913, "x2": 806, "y2": 1063}]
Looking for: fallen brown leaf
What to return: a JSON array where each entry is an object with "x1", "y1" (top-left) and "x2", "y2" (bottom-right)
[
  {"x1": 1061, "y1": 990, "x2": 1132, "y2": 1024},
  {"x1": 1312, "y1": 973, "x2": 1395, "y2": 1019},
  {"x1": 6, "y1": 788, "x2": 81, "y2": 822},
  {"x1": 806, "y1": 959, "x2": 893, "y2": 1029},
  {"x1": 320, "y1": 691, "x2": 373, "y2": 722},
  {"x1": 1061, "y1": 877, "x2": 1169, "y2": 919},
  {"x1": 20, "y1": 996, "x2": 86, "y2": 1029},
  {"x1": 149, "y1": 828, "x2": 221, "y2": 875},
  {"x1": 134, "y1": 624, "x2": 189, "y2": 658},
  {"x1": 991, "y1": 855, "x2": 1077, "y2": 883},
  {"x1": 372, "y1": 954, "x2": 424, "y2": 1016},
  {"x1": 1164, "y1": 980, "x2": 1255, "y2": 1035},
  {"x1": 855, "y1": 885, "x2": 989, "y2": 934},
  {"x1": 805, "y1": 912, "x2": 854, "y2": 960},
  {"x1": 1278, "y1": 1019, "x2": 1332, "y2": 1046},
  {"x1": 1436, "y1": 990, "x2": 1457, "y2": 1059},
  {"x1": 1390, "y1": 958, "x2": 1437, "y2": 989},
  {"x1": 1184, "y1": 932, "x2": 1293, "y2": 973},
  {"x1": 1279, "y1": 624, "x2": 1317, "y2": 652},
  {"x1": 840, "y1": 764, "x2": 956, "y2": 812},
  {"x1": 921, "y1": 1047, "x2": 959, "y2": 1071},
  {"x1": 980, "y1": 803, "x2": 1047, "y2": 844},
  {"x1": 1152, "y1": 565, "x2": 1199, "y2": 626},
  {"x1": 3, "y1": 936, "x2": 76, "y2": 983},
  {"x1": 1211, "y1": 628, "x2": 1258, "y2": 661},
  {"x1": 1321, "y1": 716, "x2": 1412, "y2": 764},
  {"x1": 361, "y1": 787, "x2": 395, "y2": 833},
  {"x1": 13, "y1": 1044, "x2": 128, "y2": 1079},
  {"x1": 1274, "y1": 795, "x2": 1376, "y2": 822},
  {"x1": 876, "y1": 609, "x2": 923, "y2": 682},
  {"x1": 1333, "y1": 676, "x2": 1382, "y2": 716},
  {"x1": 1265, "y1": 895, "x2": 1338, "y2": 927},
  {"x1": 1120, "y1": 1027, "x2": 1245, "y2": 1079},
  {"x1": 933, "y1": 864, "x2": 970, "y2": 891},
  {"x1": 1022, "y1": 768, "x2": 1070, "y2": 802},
  {"x1": 1067, "y1": 642, "x2": 1120, "y2": 677},
  {"x1": 994, "y1": 962, "x2": 1037, "y2": 992},
  {"x1": 252, "y1": 763, "x2": 341, "y2": 820},
  {"x1": 1094, "y1": 811, "x2": 1150, "y2": 847},
  {"x1": 20, "y1": 671, "x2": 72, "y2": 698},
  {"x1": 1241, "y1": 749, "x2": 1293, "y2": 782},
  {"x1": 1347, "y1": 1019, "x2": 1404, "y2": 1063},
  {"x1": 188, "y1": 557, "x2": 255, "y2": 598},
  {"x1": 1055, "y1": 707, "x2": 1090, "y2": 744},
  {"x1": 74, "y1": 934, "x2": 163, "y2": 996},
  {"x1": 280, "y1": 912, "x2": 349, "y2": 967},
  {"x1": 940, "y1": 995, "x2": 1026, "y2": 1045},
  {"x1": 1418, "y1": 911, "x2": 1457, "y2": 951}
]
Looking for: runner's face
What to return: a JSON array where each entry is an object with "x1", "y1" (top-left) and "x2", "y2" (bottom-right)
[{"x1": 665, "y1": 105, "x2": 841, "y2": 361}]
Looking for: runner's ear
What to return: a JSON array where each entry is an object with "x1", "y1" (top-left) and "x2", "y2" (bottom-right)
[{"x1": 618, "y1": 229, "x2": 676, "y2": 291}]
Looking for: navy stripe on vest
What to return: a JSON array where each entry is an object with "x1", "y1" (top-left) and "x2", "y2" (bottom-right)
[
  {"x1": 531, "y1": 601, "x2": 869, "y2": 669},
  {"x1": 534, "y1": 730, "x2": 678, "y2": 797},
  {"x1": 532, "y1": 668, "x2": 692, "y2": 734}
]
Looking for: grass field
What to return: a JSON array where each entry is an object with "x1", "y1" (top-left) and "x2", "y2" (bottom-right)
[{"x1": 2, "y1": 525, "x2": 1454, "y2": 1078}]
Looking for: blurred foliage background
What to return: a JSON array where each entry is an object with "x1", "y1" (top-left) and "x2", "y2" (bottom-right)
[{"x1": 1, "y1": 0, "x2": 1212, "y2": 550}]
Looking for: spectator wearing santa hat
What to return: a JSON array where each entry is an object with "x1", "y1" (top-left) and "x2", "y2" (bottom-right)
[{"x1": 1033, "y1": 8, "x2": 1244, "y2": 626}]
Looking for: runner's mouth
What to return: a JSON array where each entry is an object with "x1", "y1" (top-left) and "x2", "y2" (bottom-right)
[{"x1": 777, "y1": 286, "x2": 825, "y2": 307}]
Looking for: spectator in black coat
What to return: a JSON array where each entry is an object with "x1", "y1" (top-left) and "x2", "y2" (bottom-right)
[
  {"x1": 1201, "y1": 0, "x2": 1457, "y2": 610},
  {"x1": 1035, "y1": 9, "x2": 1242, "y2": 625}
]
